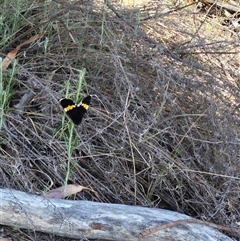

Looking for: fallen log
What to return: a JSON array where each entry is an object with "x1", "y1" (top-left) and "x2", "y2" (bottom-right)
[
  {"x1": 0, "y1": 188, "x2": 235, "y2": 241},
  {"x1": 201, "y1": 0, "x2": 240, "y2": 13}
]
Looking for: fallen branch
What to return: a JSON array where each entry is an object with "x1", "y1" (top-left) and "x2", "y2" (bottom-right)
[
  {"x1": 200, "y1": 0, "x2": 240, "y2": 13},
  {"x1": 0, "y1": 188, "x2": 235, "y2": 241},
  {"x1": 137, "y1": 218, "x2": 239, "y2": 238}
]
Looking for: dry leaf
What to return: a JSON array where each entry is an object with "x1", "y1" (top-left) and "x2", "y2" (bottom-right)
[
  {"x1": 44, "y1": 184, "x2": 93, "y2": 199},
  {"x1": 18, "y1": 33, "x2": 44, "y2": 48},
  {"x1": 2, "y1": 48, "x2": 19, "y2": 70},
  {"x1": 2, "y1": 33, "x2": 44, "y2": 70},
  {"x1": 46, "y1": 67, "x2": 61, "y2": 81},
  {"x1": 0, "y1": 238, "x2": 12, "y2": 241}
]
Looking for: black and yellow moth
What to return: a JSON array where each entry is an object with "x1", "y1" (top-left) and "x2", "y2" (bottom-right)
[{"x1": 60, "y1": 95, "x2": 91, "y2": 125}]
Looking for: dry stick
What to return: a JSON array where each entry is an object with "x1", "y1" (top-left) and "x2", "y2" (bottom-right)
[
  {"x1": 7, "y1": 0, "x2": 87, "y2": 47},
  {"x1": 105, "y1": 0, "x2": 194, "y2": 40},
  {"x1": 199, "y1": 0, "x2": 240, "y2": 13},
  {"x1": 105, "y1": 0, "x2": 238, "y2": 56},
  {"x1": 104, "y1": 0, "x2": 164, "y2": 46},
  {"x1": 6, "y1": 8, "x2": 69, "y2": 48},
  {"x1": 181, "y1": 51, "x2": 239, "y2": 54},
  {"x1": 141, "y1": 2, "x2": 196, "y2": 21},
  {"x1": 137, "y1": 218, "x2": 240, "y2": 238},
  {"x1": 14, "y1": 91, "x2": 35, "y2": 116}
]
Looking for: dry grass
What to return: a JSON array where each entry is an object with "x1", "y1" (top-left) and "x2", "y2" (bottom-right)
[{"x1": 1, "y1": 0, "x2": 240, "y2": 240}]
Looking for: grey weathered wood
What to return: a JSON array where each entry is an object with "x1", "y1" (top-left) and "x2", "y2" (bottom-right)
[
  {"x1": 0, "y1": 188, "x2": 234, "y2": 241},
  {"x1": 200, "y1": 0, "x2": 240, "y2": 13}
]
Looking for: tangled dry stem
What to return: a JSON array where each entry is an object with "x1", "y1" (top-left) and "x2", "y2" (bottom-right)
[{"x1": 1, "y1": 0, "x2": 240, "y2": 240}]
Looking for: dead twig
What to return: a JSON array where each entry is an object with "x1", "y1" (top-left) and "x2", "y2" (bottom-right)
[{"x1": 137, "y1": 218, "x2": 240, "y2": 238}]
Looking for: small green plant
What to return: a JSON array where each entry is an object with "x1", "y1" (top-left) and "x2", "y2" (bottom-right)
[
  {"x1": 0, "y1": 58, "x2": 17, "y2": 130},
  {"x1": 60, "y1": 68, "x2": 89, "y2": 186}
]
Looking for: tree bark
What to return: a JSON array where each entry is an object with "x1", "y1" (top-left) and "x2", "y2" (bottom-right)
[{"x1": 0, "y1": 188, "x2": 234, "y2": 241}]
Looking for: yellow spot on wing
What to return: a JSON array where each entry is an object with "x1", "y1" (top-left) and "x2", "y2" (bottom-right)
[
  {"x1": 64, "y1": 105, "x2": 76, "y2": 112},
  {"x1": 81, "y1": 103, "x2": 89, "y2": 110}
]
